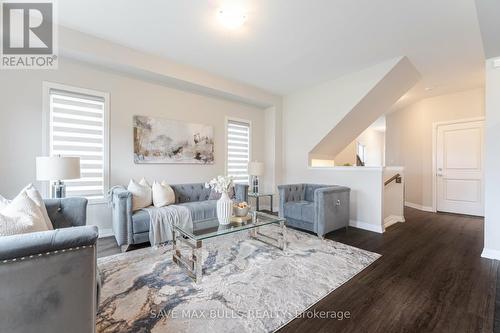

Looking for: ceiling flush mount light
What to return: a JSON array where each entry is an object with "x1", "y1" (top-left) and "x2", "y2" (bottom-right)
[{"x1": 217, "y1": 7, "x2": 247, "y2": 29}]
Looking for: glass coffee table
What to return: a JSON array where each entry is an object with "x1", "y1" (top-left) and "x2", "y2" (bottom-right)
[{"x1": 172, "y1": 212, "x2": 286, "y2": 283}]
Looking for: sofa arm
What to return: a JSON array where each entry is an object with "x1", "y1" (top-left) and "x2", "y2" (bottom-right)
[
  {"x1": 0, "y1": 226, "x2": 98, "y2": 261},
  {"x1": 0, "y1": 226, "x2": 98, "y2": 333},
  {"x1": 277, "y1": 185, "x2": 288, "y2": 218},
  {"x1": 314, "y1": 187, "x2": 350, "y2": 236},
  {"x1": 110, "y1": 186, "x2": 133, "y2": 246},
  {"x1": 234, "y1": 184, "x2": 249, "y2": 203}
]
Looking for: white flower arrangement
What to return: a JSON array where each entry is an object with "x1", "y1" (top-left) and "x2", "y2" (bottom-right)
[{"x1": 205, "y1": 175, "x2": 233, "y2": 194}]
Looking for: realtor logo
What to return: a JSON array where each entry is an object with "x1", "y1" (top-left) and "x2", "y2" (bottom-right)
[{"x1": 1, "y1": 0, "x2": 58, "y2": 69}]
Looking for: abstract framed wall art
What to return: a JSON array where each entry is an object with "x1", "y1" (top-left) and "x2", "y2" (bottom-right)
[{"x1": 133, "y1": 115, "x2": 214, "y2": 164}]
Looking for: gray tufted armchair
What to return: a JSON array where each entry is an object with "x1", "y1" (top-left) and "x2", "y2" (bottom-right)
[
  {"x1": 0, "y1": 198, "x2": 98, "y2": 333},
  {"x1": 278, "y1": 184, "x2": 350, "y2": 237}
]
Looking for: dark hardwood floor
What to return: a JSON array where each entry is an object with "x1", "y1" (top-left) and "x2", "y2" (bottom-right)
[
  {"x1": 281, "y1": 208, "x2": 498, "y2": 333},
  {"x1": 97, "y1": 236, "x2": 148, "y2": 258},
  {"x1": 97, "y1": 208, "x2": 499, "y2": 333}
]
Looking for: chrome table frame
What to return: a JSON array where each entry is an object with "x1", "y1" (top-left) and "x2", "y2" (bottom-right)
[{"x1": 172, "y1": 219, "x2": 286, "y2": 283}]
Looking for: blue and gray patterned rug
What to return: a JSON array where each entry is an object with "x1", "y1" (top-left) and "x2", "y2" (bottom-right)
[{"x1": 97, "y1": 226, "x2": 380, "y2": 333}]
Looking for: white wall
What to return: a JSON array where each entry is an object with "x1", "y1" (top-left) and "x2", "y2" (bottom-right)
[
  {"x1": 0, "y1": 58, "x2": 269, "y2": 234},
  {"x1": 285, "y1": 57, "x2": 400, "y2": 164},
  {"x1": 383, "y1": 167, "x2": 405, "y2": 228},
  {"x1": 333, "y1": 141, "x2": 357, "y2": 166},
  {"x1": 357, "y1": 128, "x2": 385, "y2": 167},
  {"x1": 60, "y1": 27, "x2": 284, "y2": 214},
  {"x1": 386, "y1": 88, "x2": 485, "y2": 209},
  {"x1": 308, "y1": 57, "x2": 419, "y2": 160},
  {"x1": 282, "y1": 60, "x2": 413, "y2": 231},
  {"x1": 290, "y1": 167, "x2": 385, "y2": 233},
  {"x1": 482, "y1": 58, "x2": 500, "y2": 259},
  {"x1": 333, "y1": 127, "x2": 385, "y2": 167}
]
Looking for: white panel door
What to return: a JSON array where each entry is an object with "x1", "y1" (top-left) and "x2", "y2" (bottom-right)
[{"x1": 436, "y1": 120, "x2": 484, "y2": 216}]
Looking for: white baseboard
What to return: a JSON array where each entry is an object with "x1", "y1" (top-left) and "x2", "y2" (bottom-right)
[
  {"x1": 481, "y1": 248, "x2": 500, "y2": 260},
  {"x1": 349, "y1": 220, "x2": 384, "y2": 233},
  {"x1": 405, "y1": 201, "x2": 435, "y2": 212},
  {"x1": 98, "y1": 228, "x2": 114, "y2": 238},
  {"x1": 384, "y1": 215, "x2": 405, "y2": 228}
]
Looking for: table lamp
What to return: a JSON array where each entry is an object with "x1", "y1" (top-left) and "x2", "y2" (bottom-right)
[
  {"x1": 248, "y1": 161, "x2": 264, "y2": 194},
  {"x1": 36, "y1": 156, "x2": 81, "y2": 198}
]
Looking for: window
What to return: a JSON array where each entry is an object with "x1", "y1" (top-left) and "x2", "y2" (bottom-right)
[
  {"x1": 43, "y1": 82, "x2": 109, "y2": 203},
  {"x1": 226, "y1": 119, "x2": 251, "y2": 184}
]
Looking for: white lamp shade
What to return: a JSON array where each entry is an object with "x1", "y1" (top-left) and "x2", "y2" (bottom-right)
[
  {"x1": 36, "y1": 156, "x2": 81, "y2": 181},
  {"x1": 248, "y1": 161, "x2": 264, "y2": 176}
]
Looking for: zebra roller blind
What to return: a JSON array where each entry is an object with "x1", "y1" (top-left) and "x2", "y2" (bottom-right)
[
  {"x1": 48, "y1": 88, "x2": 108, "y2": 201},
  {"x1": 226, "y1": 119, "x2": 251, "y2": 184}
]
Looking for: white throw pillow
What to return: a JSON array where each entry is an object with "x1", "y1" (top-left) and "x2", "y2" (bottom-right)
[
  {"x1": 23, "y1": 184, "x2": 53, "y2": 230},
  {"x1": 128, "y1": 178, "x2": 152, "y2": 211},
  {"x1": 1, "y1": 185, "x2": 53, "y2": 230},
  {"x1": 152, "y1": 181, "x2": 176, "y2": 207},
  {"x1": 0, "y1": 191, "x2": 49, "y2": 236}
]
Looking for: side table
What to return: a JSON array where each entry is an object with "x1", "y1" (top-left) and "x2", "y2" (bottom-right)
[{"x1": 248, "y1": 192, "x2": 274, "y2": 212}]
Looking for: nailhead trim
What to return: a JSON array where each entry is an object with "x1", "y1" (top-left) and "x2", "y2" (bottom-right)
[{"x1": 1, "y1": 244, "x2": 94, "y2": 264}]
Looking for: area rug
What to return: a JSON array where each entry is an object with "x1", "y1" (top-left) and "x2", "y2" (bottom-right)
[{"x1": 97, "y1": 226, "x2": 380, "y2": 333}]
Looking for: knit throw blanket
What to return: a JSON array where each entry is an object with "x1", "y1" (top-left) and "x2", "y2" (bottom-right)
[{"x1": 142, "y1": 205, "x2": 192, "y2": 247}]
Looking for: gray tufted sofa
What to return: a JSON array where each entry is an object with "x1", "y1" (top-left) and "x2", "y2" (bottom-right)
[
  {"x1": 278, "y1": 184, "x2": 350, "y2": 237},
  {"x1": 111, "y1": 183, "x2": 249, "y2": 250},
  {"x1": 0, "y1": 198, "x2": 98, "y2": 333}
]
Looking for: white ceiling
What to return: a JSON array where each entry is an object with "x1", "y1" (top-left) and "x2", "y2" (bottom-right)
[
  {"x1": 474, "y1": 0, "x2": 500, "y2": 59},
  {"x1": 58, "y1": 0, "x2": 485, "y2": 96}
]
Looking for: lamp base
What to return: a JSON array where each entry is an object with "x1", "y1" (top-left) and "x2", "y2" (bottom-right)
[
  {"x1": 251, "y1": 176, "x2": 259, "y2": 194},
  {"x1": 52, "y1": 180, "x2": 66, "y2": 199}
]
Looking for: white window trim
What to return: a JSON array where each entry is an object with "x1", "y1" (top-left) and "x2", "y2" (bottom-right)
[
  {"x1": 42, "y1": 81, "x2": 110, "y2": 205},
  {"x1": 225, "y1": 116, "x2": 252, "y2": 184}
]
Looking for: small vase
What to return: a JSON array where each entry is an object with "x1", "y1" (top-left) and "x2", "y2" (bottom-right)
[{"x1": 217, "y1": 191, "x2": 233, "y2": 225}]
